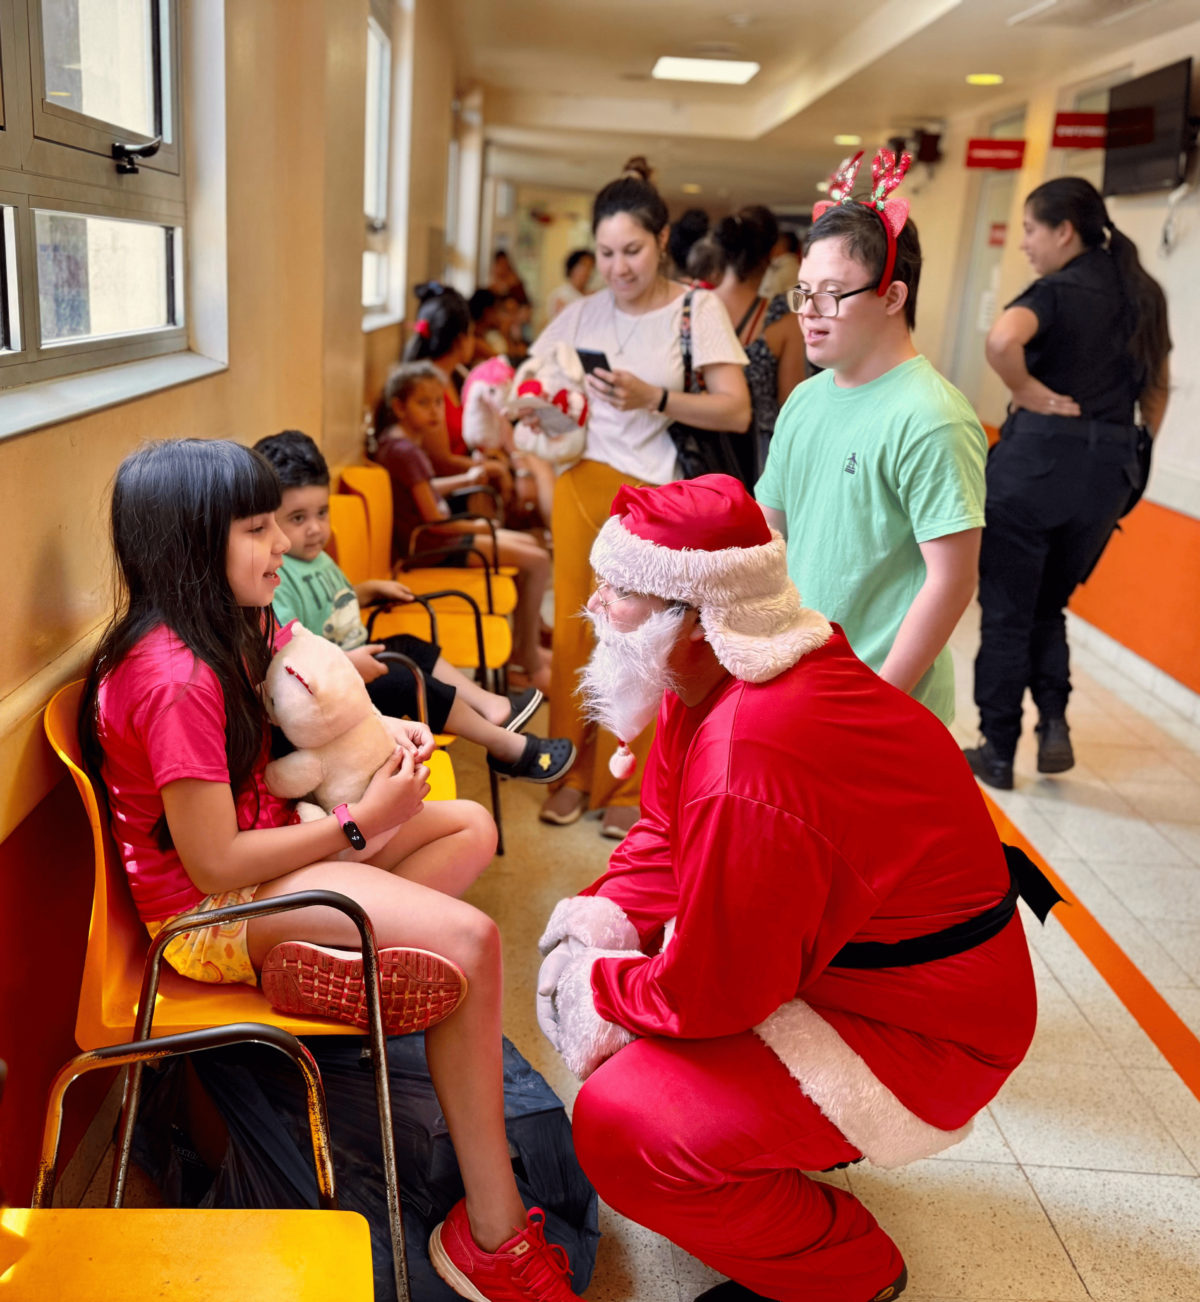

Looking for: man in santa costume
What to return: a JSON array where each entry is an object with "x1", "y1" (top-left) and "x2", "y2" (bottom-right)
[{"x1": 536, "y1": 474, "x2": 1048, "y2": 1302}]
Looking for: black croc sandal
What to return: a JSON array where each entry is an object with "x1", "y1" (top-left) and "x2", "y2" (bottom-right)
[
  {"x1": 488, "y1": 735, "x2": 576, "y2": 783},
  {"x1": 503, "y1": 686, "x2": 544, "y2": 733}
]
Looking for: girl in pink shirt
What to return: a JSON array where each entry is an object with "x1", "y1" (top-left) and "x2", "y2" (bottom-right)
[{"x1": 79, "y1": 438, "x2": 579, "y2": 1298}]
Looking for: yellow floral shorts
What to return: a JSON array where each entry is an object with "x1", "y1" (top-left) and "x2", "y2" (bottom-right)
[{"x1": 145, "y1": 886, "x2": 261, "y2": 987}]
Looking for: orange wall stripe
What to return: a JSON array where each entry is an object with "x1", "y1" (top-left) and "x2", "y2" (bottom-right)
[
  {"x1": 1070, "y1": 499, "x2": 1200, "y2": 696},
  {"x1": 985, "y1": 793, "x2": 1200, "y2": 1103}
]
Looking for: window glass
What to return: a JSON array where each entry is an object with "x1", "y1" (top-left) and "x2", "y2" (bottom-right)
[
  {"x1": 41, "y1": 0, "x2": 159, "y2": 138},
  {"x1": 363, "y1": 17, "x2": 390, "y2": 224},
  {"x1": 35, "y1": 210, "x2": 177, "y2": 343},
  {"x1": 0, "y1": 209, "x2": 19, "y2": 353}
]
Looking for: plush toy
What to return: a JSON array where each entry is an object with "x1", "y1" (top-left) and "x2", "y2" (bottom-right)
[
  {"x1": 262, "y1": 621, "x2": 396, "y2": 821},
  {"x1": 461, "y1": 355, "x2": 516, "y2": 452},
  {"x1": 510, "y1": 342, "x2": 588, "y2": 469}
]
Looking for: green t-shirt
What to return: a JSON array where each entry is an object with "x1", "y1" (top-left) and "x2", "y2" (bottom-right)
[
  {"x1": 272, "y1": 551, "x2": 368, "y2": 650},
  {"x1": 756, "y1": 355, "x2": 986, "y2": 724}
]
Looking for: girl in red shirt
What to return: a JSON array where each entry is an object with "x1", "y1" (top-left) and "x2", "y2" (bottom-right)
[{"x1": 79, "y1": 438, "x2": 579, "y2": 1299}]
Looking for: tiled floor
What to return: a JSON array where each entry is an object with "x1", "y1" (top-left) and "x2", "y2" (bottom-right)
[{"x1": 72, "y1": 605, "x2": 1200, "y2": 1300}]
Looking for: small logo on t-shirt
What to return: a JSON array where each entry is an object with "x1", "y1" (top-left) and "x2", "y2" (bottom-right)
[{"x1": 843, "y1": 453, "x2": 858, "y2": 475}]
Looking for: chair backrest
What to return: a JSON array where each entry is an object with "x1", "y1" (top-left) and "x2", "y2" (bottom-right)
[
  {"x1": 326, "y1": 493, "x2": 372, "y2": 587},
  {"x1": 340, "y1": 464, "x2": 393, "y2": 578},
  {"x1": 43, "y1": 681, "x2": 150, "y2": 1050}
]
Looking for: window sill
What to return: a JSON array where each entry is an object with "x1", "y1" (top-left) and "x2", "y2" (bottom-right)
[
  {"x1": 0, "y1": 350, "x2": 228, "y2": 443},
  {"x1": 363, "y1": 309, "x2": 404, "y2": 334}
]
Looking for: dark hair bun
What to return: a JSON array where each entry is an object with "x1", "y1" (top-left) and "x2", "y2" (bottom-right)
[
  {"x1": 413, "y1": 281, "x2": 449, "y2": 304},
  {"x1": 621, "y1": 156, "x2": 653, "y2": 183}
]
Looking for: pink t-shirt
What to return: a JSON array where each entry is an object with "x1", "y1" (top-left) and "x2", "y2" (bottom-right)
[{"x1": 96, "y1": 625, "x2": 293, "y2": 921}]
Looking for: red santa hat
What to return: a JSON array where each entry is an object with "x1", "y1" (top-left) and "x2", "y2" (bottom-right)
[{"x1": 590, "y1": 474, "x2": 832, "y2": 688}]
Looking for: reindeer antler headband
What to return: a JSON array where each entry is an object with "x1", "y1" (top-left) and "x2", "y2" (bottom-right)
[{"x1": 812, "y1": 147, "x2": 913, "y2": 296}]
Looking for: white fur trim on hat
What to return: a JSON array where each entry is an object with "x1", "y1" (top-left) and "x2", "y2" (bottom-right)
[
  {"x1": 755, "y1": 1000, "x2": 973, "y2": 1167},
  {"x1": 539, "y1": 895, "x2": 641, "y2": 956},
  {"x1": 590, "y1": 516, "x2": 831, "y2": 683}
]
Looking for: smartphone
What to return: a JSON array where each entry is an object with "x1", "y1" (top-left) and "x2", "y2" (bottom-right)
[{"x1": 577, "y1": 349, "x2": 611, "y2": 377}]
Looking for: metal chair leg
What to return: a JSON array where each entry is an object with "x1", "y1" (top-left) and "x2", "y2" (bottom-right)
[
  {"x1": 36, "y1": 1023, "x2": 337, "y2": 1212},
  {"x1": 111, "y1": 889, "x2": 410, "y2": 1302}
]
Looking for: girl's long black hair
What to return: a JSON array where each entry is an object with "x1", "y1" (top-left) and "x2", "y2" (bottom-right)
[
  {"x1": 80, "y1": 439, "x2": 282, "y2": 825},
  {"x1": 1026, "y1": 177, "x2": 1171, "y2": 393},
  {"x1": 402, "y1": 282, "x2": 472, "y2": 362}
]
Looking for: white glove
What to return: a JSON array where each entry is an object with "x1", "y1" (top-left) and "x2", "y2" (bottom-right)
[
  {"x1": 536, "y1": 936, "x2": 585, "y2": 1049},
  {"x1": 543, "y1": 946, "x2": 646, "y2": 1080},
  {"x1": 538, "y1": 896, "x2": 640, "y2": 956}
]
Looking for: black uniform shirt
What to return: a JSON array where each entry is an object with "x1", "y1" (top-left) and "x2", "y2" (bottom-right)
[{"x1": 1007, "y1": 248, "x2": 1140, "y2": 424}]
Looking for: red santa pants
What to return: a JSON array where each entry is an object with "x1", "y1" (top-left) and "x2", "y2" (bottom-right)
[{"x1": 572, "y1": 1031, "x2": 905, "y2": 1302}]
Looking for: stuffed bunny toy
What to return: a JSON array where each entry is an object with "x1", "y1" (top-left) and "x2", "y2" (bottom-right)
[
  {"x1": 461, "y1": 355, "x2": 516, "y2": 452},
  {"x1": 510, "y1": 342, "x2": 588, "y2": 469},
  {"x1": 262, "y1": 621, "x2": 395, "y2": 821}
]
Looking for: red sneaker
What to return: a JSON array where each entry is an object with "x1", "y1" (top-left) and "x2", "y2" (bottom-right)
[
  {"x1": 261, "y1": 942, "x2": 466, "y2": 1036},
  {"x1": 429, "y1": 1199, "x2": 576, "y2": 1302}
]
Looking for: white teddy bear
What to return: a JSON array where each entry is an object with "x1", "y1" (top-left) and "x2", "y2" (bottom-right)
[{"x1": 262, "y1": 621, "x2": 396, "y2": 821}]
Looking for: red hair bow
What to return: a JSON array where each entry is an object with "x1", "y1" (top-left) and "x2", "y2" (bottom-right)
[{"x1": 413, "y1": 318, "x2": 431, "y2": 338}]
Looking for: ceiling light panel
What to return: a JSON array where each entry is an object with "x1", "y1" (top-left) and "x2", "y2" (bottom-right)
[{"x1": 651, "y1": 56, "x2": 761, "y2": 85}]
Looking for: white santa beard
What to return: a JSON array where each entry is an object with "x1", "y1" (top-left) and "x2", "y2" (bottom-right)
[{"x1": 578, "y1": 605, "x2": 686, "y2": 747}]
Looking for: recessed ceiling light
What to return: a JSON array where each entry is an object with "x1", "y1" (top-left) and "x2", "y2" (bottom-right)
[
  {"x1": 681, "y1": 183, "x2": 703, "y2": 194},
  {"x1": 652, "y1": 56, "x2": 760, "y2": 85},
  {"x1": 833, "y1": 134, "x2": 862, "y2": 147},
  {"x1": 966, "y1": 73, "x2": 1005, "y2": 86},
  {"x1": 815, "y1": 180, "x2": 831, "y2": 193}
]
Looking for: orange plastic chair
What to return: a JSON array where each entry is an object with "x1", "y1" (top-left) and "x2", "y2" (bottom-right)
[
  {"x1": 326, "y1": 493, "x2": 513, "y2": 676},
  {"x1": 340, "y1": 463, "x2": 518, "y2": 615},
  {"x1": 1, "y1": 1023, "x2": 374, "y2": 1301},
  {"x1": 44, "y1": 684, "x2": 425, "y2": 1299}
]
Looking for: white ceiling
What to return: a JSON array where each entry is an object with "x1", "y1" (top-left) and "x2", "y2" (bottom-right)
[{"x1": 451, "y1": 0, "x2": 1200, "y2": 211}]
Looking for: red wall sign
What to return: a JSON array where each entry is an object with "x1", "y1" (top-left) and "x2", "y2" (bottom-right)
[
  {"x1": 1052, "y1": 112, "x2": 1108, "y2": 149},
  {"x1": 965, "y1": 138, "x2": 1026, "y2": 169},
  {"x1": 988, "y1": 222, "x2": 1008, "y2": 247}
]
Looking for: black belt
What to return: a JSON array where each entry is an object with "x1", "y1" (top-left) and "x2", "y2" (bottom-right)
[
  {"x1": 829, "y1": 846, "x2": 1063, "y2": 971},
  {"x1": 1005, "y1": 410, "x2": 1137, "y2": 444}
]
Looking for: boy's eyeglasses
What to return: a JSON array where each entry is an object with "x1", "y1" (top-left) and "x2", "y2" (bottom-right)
[{"x1": 787, "y1": 281, "x2": 881, "y2": 317}]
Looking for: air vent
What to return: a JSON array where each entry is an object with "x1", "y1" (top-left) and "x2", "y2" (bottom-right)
[{"x1": 1009, "y1": 0, "x2": 1164, "y2": 28}]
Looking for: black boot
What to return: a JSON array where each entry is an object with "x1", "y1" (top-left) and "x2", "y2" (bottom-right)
[
  {"x1": 1036, "y1": 716, "x2": 1075, "y2": 774},
  {"x1": 963, "y1": 738, "x2": 1014, "y2": 790},
  {"x1": 694, "y1": 1262, "x2": 907, "y2": 1302}
]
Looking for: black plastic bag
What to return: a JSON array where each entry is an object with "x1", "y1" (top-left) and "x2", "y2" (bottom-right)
[{"x1": 131, "y1": 1034, "x2": 599, "y2": 1301}]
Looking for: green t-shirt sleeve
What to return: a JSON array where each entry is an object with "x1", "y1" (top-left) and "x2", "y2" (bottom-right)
[{"x1": 895, "y1": 418, "x2": 987, "y2": 544}]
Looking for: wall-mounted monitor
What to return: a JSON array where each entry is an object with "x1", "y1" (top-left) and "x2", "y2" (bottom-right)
[{"x1": 1102, "y1": 58, "x2": 1194, "y2": 197}]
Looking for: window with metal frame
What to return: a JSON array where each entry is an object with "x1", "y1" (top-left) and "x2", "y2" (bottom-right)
[
  {"x1": 362, "y1": 5, "x2": 391, "y2": 312},
  {"x1": 0, "y1": 0, "x2": 185, "y2": 390}
]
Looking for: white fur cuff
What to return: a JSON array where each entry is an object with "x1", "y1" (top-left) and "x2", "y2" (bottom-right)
[
  {"x1": 539, "y1": 895, "x2": 641, "y2": 957},
  {"x1": 555, "y1": 948, "x2": 642, "y2": 1080},
  {"x1": 755, "y1": 1000, "x2": 973, "y2": 1168}
]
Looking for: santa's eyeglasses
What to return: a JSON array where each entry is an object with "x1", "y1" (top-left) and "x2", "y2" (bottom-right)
[{"x1": 591, "y1": 579, "x2": 633, "y2": 609}]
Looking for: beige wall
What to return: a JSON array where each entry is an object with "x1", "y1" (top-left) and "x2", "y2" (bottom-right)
[{"x1": 0, "y1": 0, "x2": 376, "y2": 841}]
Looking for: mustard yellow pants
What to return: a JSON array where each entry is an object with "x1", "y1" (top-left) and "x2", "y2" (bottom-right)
[{"x1": 549, "y1": 459, "x2": 656, "y2": 809}]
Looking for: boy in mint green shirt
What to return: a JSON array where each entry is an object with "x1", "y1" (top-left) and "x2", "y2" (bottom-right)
[{"x1": 756, "y1": 200, "x2": 984, "y2": 724}]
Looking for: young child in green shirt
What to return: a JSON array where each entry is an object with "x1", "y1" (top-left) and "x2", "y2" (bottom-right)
[{"x1": 255, "y1": 431, "x2": 574, "y2": 783}]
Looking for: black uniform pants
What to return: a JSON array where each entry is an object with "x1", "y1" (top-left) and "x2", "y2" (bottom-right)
[{"x1": 973, "y1": 414, "x2": 1138, "y2": 760}]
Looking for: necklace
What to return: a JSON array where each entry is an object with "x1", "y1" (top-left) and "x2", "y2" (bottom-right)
[{"x1": 610, "y1": 279, "x2": 667, "y2": 357}]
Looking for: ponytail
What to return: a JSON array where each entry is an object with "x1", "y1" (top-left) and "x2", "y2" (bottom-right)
[{"x1": 1107, "y1": 223, "x2": 1171, "y2": 392}]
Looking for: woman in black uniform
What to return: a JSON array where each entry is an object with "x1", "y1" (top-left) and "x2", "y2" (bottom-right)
[{"x1": 965, "y1": 177, "x2": 1170, "y2": 790}]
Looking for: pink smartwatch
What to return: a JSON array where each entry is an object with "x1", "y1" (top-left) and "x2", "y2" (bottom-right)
[{"x1": 333, "y1": 803, "x2": 366, "y2": 851}]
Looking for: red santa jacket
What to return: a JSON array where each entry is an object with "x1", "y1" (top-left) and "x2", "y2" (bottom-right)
[{"x1": 582, "y1": 630, "x2": 1037, "y2": 1166}]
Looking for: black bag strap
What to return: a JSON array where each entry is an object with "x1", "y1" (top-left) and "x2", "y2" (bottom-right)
[
  {"x1": 679, "y1": 290, "x2": 706, "y2": 395},
  {"x1": 828, "y1": 845, "x2": 1063, "y2": 970}
]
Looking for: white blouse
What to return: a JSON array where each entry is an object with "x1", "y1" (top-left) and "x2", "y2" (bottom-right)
[{"x1": 531, "y1": 285, "x2": 747, "y2": 485}]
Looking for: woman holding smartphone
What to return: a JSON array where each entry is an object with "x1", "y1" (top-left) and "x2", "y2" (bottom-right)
[{"x1": 529, "y1": 156, "x2": 749, "y2": 838}]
